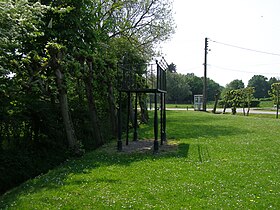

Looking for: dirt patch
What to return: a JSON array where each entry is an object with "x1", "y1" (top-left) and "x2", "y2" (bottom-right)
[
  {"x1": 99, "y1": 139, "x2": 179, "y2": 155},
  {"x1": 120, "y1": 139, "x2": 178, "y2": 154}
]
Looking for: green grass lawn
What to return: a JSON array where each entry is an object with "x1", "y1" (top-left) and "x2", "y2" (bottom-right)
[
  {"x1": 166, "y1": 103, "x2": 193, "y2": 109},
  {"x1": 1, "y1": 111, "x2": 280, "y2": 209}
]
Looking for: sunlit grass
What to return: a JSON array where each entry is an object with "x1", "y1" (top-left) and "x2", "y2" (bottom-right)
[{"x1": 1, "y1": 111, "x2": 280, "y2": 209}]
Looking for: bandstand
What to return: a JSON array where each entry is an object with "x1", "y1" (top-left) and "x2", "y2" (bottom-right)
[{"x1": 117, "y1": 58, "x2": 168, "y2": 152}]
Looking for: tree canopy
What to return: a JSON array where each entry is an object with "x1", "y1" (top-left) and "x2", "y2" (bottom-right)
[{"x1": 248, "y1": 75, "x2": 270, "y2": 99}]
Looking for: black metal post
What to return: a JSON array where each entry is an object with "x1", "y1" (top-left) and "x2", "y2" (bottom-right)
[
  {"x1": 126, "y1": 92, "x2": 131, "y2": 145},
  {"x1": 163, "y1": 93, "x2": 167, "y2": 142},
  {"x1": 156, "y1": 61, "x2": 160, "y2": 89},
  {"x1": 133, "y1": 93, "x2": 138, "y2": 141},
  {"x1": 149, "y1": 94, "x2": 152, "y2": 110},
  {"x1": 117, "y1": 91, "x2": 122, "y2": 151},
  {"x1": 154, "y1": 93, "x2": 159, "y2": 152},
  {"x1": 160, "y1": 92, "x2": 163, "y2": 145}
]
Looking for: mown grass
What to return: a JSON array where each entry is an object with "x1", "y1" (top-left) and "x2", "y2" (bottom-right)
[
  {"x1": 166, "y1": 103, "x2": 193, "y2": 109},
  {"x1": 1, "y1": 111, "x2": 280, "y2": 209}
]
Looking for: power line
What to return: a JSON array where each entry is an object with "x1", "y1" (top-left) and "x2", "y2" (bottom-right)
[
  {"x1": 210, "y1": 39, "x2": 280, "y2": 57},
  {"x1": 208, "y1": 64, "x2": 280, "y2": 75}
]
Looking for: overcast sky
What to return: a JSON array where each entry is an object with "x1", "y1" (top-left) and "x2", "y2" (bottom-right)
[{"x1": 161, "y1": 0, "x2": 280, "y2": 86}]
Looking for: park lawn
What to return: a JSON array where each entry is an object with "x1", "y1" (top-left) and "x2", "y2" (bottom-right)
[
  {"x1": 1, "y1": 111, "x2": 280, "y2": 209},
  {"x1": 166, "y1": 103, "x2": 193, "y2": 109}
]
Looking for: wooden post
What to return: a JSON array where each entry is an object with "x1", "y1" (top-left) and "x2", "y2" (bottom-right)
[{"x1": 203, "y1": 37, "x2": 208, "y2": 111}]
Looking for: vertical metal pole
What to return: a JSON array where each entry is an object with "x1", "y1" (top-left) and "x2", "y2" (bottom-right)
[
  {"x1": 160, "y1": 92, "x2": 163, "y2": 145},
  {"x1": 156, "y1": 61, "x2": 159, "y2": 89},
  {"x1": 117, "y1": 91, "x2": 122, "y2": 151},
  {"x1": 154, "y1": 93, "x2": 159, "y2": 152},
  {"x1": 133, "y1": 93, "x2": 138, "y2": 141},
  {"x1": 149, "y1": 94, "x2": 152, "y2": 110},
  {"x1": 203, "y1": 37, "x2": 208, "y2": 111},
  {"x1": 126, "y1": 92, "x2": 131, "y2": 145},
  {"x1": 163, "y1": 93, "x2": 167, "y2": 142}
]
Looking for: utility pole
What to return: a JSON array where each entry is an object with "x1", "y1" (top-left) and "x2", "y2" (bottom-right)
[{"x1": 203, "y1": 37, "x2": 208, "y2": 111}]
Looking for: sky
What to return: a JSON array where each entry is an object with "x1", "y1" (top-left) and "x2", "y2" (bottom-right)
[{"x1": 161, "y1": 0, "x2": 280, "y2": 87}]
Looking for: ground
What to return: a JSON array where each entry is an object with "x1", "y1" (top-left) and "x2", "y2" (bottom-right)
[{"x1": 101, "y1": 139, "x2": 178, "y2": 154}]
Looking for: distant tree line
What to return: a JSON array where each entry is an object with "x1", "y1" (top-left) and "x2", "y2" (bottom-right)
[
  {"x1": 166, "y1": 66, "x2": 280, "y2": 114},
  {"x1": 220, "y1": 76, "x2": 280, "y2": 115},
  {"x1": 166, "y1": 69, "x2": 222, "y2": 104}
]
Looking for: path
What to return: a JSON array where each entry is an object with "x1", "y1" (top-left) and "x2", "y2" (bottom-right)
[{"x1": 165, "y1": 107, "x2": 276, "y2": 115}]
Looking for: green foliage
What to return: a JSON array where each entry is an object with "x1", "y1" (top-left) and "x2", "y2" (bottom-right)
[
  {"x1": 166, "y1": 72, "x2": 191, "y2": 103},
  {"x1": 0, "y1": 0, "x2": 176, "y2": 194},
  {"x1": 248, "y1": 75, "x2": 270, "y2": 99},
  {"x1": 269, "y1": 83, "x2": 280, "y2": 105},
  {"x1": 226, "y1": 79, "x2": 245, "y2": 90},
  {"x1": 167, "y1": 62, "x2": 177, "y2": 73},
  {"x1": 220, "y1": 88, "x2": 258, "y2": 116},
  {"x1": 269, "y1": 83, "x2": 280, "y2": 118}
]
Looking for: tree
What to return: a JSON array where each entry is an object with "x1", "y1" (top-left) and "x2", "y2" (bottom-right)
[
  {"x1": 0, "y1": 0, "x2": 176, "y2": 193},
  {"x1": 185, "y1": 73, "x2": 203, "y2": 102},
  {"x1": 207, "y1": 78, "x2": 223, "y2": 101},
  {"x1": 269, "y1": 83, "x2": 280, "y2": 119},
  {"x1": 166, "y1": 72, "x2": 192, "y2": 103},
  {"x1": 226, "y1": 79, "x2": 245, "y2": 90},
  {"x1": 247, "y1": 75, "x2": 270, "y2": 99},
  {"x1": 221, "y1": 79, "x2": 244, "y2": 100},
  {"x1": 212, "y1": 91, "x2": 220, "y2": 114},
  {"x1": 109, "y1": 0, "x2": 175, "y2": 49},
  {"x1": 240, "y1": 87, "x2": 255, "y2": 116},
  {"x1": 168, "y1": 63, "x2": 177, "y2": 73},
  {"x1": 46, "y1": 42, "x2": 82, "y2": 154},
  {"x1": 268, "y1": 77, "x2": 279, "y2": 86}
]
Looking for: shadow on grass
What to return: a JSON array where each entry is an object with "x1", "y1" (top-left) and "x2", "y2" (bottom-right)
[
  {"x1": 0, "y1": 140, "x2": 192, "y2": 206},
  {"x1": 0, "y1": 111, "x2": 249, "y2": 207}
]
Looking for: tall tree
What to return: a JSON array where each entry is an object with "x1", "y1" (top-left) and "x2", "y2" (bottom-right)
[
  {"x1": 207, "y1": 78, "x2": 223, "y2": 101},
  {"x1": 269, "y1": 83, "x2": 280, "y2": 119},
  {"x1": 185, "y1": 73, "x2": 203, "y2": 102},
  {"x1": 168, "y1": 63, "x2": 177, "y2": 73},
  {"x1": 226, "y1": 79, "x2": 245, "y2": 90},
  {"x1": 247, "y1": 75, "x2": 270, "y2": 99},
  {"x1": 166, "y1": 72, "x2": 192, "y2": 103}
]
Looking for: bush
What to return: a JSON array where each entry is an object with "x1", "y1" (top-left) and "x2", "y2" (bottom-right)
[
  {"x1": 218, "y1": 100, "x2": 260, "y2": 108},
  {"x1": 0, "y1": 143, "x2": 68, "y2": 195}
]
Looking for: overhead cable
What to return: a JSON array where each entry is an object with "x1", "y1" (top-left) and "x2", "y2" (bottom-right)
[
  {"x1": 208, "y1": 64, "x2": 280, "y2": 75},
  {"x1": 210, "y1": 39, "x2": 280, "y2": 57}
]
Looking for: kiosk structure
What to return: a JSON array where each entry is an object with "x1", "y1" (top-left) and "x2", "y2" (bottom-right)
[
  {"x1": 117, "y1": 59, "x2": 168, "y2": 152},
  {"x1": 194, "y1": 95, "x2": 203, "y2": 111}
]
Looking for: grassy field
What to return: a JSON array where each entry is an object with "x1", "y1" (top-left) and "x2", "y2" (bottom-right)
[{"x1": 1, "y1": 111, "x2": 280, "y2": 209}]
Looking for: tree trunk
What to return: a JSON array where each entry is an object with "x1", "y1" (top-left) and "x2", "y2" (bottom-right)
[
  {"x1": 242, "y1": 102, "x2": 246, "y2": 116},
  {"x1": 47, "y1": 44, "x2": 82, "y2": 155},
  {"x1": 129, "y1": 96, "x2": 135, "y2": 126},
  {"x1": 139, "y1": 93, "x2": 149, "y2": 123},
  {"x1": 246, "y1": 100, "x2": 251, "y2": 116},
  {"x1": 223, "y1": 103, "x2": 227, "y2": 114},
  {"x1": 55, "y1": 68, "x2": 79, "y2": 151},
  {"x1": 107, "y1": 83, "x2": 117, "y2": 137},
  {"x1": 232, "y1": 104, "x2": 236, "y2": 115},
  {"x1": 212, "y1": 93, "x2": 219, "y2": 114},
  {"x1": 84, "y1": 61, "x2": 103, "y2": 147}
]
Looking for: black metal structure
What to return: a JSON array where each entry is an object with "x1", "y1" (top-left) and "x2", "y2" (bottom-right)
[{"x1": 117, "y1": 58, "x2": 168, "y2": 152}]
